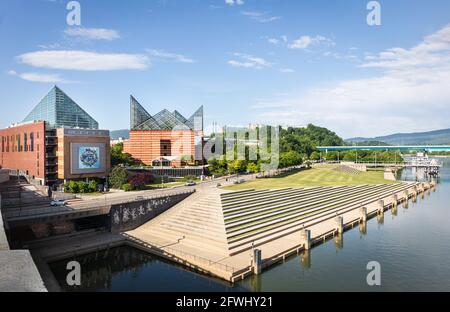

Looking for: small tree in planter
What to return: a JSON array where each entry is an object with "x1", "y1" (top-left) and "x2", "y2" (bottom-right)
[{"x1": 129, "y1": 173, "x2": 148, "y2": 190}]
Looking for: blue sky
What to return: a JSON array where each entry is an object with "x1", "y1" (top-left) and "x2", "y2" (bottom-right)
[{"x1": 1, "y1": 0, "x2": 450, "y2": 138}]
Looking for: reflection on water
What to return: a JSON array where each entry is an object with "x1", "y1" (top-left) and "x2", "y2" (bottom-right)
[
  {"x1": 50, "y1": 245, "x2": 246, "y2": 292},
  {"x1": 50, "y1": 158, "x2": 450, "y2": 292}
]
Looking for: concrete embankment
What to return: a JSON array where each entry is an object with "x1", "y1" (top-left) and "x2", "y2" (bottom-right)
[{"x1": 0, "y1": 193, "x2": 47, "y2": 292}]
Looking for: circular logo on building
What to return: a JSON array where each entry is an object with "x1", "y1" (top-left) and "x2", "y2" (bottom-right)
[{"x1": 80, "y1": 148, "x2": 99, "y2": 168}]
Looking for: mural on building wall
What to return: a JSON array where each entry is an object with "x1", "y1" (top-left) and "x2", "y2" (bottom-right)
[{"x1": 79, "y1": 147, "x2": 100, "y2": 169}]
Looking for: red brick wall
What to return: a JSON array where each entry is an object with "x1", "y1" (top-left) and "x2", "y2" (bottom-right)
[
  {"x1": 124, "y1": 130, "x2": 195, "y2": 166},
  {"x1": 0, "y1": 122, "x2": 46, "y2": 181}
]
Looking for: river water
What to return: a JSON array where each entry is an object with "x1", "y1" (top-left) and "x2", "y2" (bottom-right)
[{"x1": 50, "y1": 157, "x2": 450, "y2": 292}]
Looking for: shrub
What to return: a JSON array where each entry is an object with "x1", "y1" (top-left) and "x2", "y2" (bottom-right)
[
  {"x1": 77, "y1": 181, "x2": 89, "y2": 193},
  {"x1": 182, "y1": 175, "x2": 197, "y2": 182},
  {"x1": 63, "y1": 180, "x2": 99, "y2": 194},
  {"x1": 122, "y1": 183, "x2": 133, "y2": 192},
  {"x1": 88, "y1": 180, "x2": 98, "y2": 192},
  {"x1": 129, "y1": 173, "x2": 147, "y2": 190},
  {"x1": 65, "y1": 180, "x2": 79, "y2": 193},
  {"x1": 246, "y1": 162, "x2": 260, "y2": 173}
]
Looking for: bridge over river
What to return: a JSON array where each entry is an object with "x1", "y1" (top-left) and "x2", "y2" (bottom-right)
[{"x1": 317, "y1": 145, "x2": 450, "y2": 152}]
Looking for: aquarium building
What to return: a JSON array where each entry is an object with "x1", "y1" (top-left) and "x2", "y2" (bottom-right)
[
  {"x1": 123, "y1": 96, "x2": 203, "y2": 167},
  {"x1": 0, "y1": 86, "x2": 110, "y2": 187}
]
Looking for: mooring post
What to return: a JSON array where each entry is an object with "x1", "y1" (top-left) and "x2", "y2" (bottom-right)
[
  {"x1": 413, "y1": 185, "x2": 418, "y2": 197},
  {"x1": 253, "y1": 249, "x2": 262, "y2": 275},
  {"x1": 300, "y1": 228, "x2": 311, "y2": 250},
  {"x1": 403, "y1": 190, "x2": 409, "y2": 201},
  {"x1": 377, "y1": 199, "x2": 384, "y2": 214},
  {"x1": 359, "y1": 206, "x2": 367, "y2": 223},
  {"x1": 334, "y1": 215, "x2": 344, "y2": 234},
  {"x1": 393, "y1": 194, "x2": 398, "y2": 207}
]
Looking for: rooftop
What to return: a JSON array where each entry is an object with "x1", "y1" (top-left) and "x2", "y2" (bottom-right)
[
  {"x1": 130, "y1": 95, "x2": 203, "y2": 131},
  {"x1": 22, "y1": 86, "x2": 99, "y2": 130}
]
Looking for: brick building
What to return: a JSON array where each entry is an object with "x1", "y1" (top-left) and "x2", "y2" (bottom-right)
[
  {"x1": 0, "y1": 86, "x2": 110, "y2": 187},
  {"x1": 123, "y1": 96, "x2": 203, "y2": 167}
]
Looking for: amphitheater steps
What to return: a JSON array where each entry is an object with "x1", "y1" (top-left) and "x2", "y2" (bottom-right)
[
  {"x1": 130, "y1": 189, "x2": 230, "y2": 255},
  {"x1": 224, "y1": 183, "x2": 414, "y2": 254}
]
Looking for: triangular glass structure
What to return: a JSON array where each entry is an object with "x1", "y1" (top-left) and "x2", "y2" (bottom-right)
[
  {"x1": 130, "y1": 98, "x2": 202, "y2": 131},
  {"x1": 130, "y1": 95, "x2": 151, "y2": 129},
  {"x1": 23, "y1": 86, "x2": 99, "y2": 129},
  {"x1": 186, "y1": 106, "x2": 203, "y2": 130},
  {"x1": 174, "y1": 110, "x2": 188, "y2": 124}
]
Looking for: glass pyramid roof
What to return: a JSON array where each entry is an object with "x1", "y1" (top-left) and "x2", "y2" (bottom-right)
[
  {"x1": 130, "y1": 95, "x2": 203, "y2": 131},
  {"x1": 23, "y1": 86, "x2": 99, "y2": 129}
]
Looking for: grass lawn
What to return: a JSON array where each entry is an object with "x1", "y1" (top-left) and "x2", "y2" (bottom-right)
[{"x1": 225, "y1": 165, "x2": 397, "y2": 190}]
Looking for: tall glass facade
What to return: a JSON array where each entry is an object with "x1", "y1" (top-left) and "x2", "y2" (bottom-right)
[{"x1": 23, "y1": 86, "x2": 99, "y2": 129}]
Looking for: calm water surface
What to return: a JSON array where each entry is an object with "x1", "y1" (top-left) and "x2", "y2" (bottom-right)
[{"x1": 50, "y1": 158, "x2": 450, "y2": 291}]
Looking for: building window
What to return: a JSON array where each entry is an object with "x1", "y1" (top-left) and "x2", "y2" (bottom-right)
[
  {"x1": 24, "y1": 133, "x2": 28, "y2": 152},
  {"x1": 16, "y1": 134, "x2": 21, "y2": 152},
  {"x1": 30, "y1": 132, "x2": 34, "y2": 152},
  {"x1": 1, "y1": 136, "x2": 4, "y2": 153}
]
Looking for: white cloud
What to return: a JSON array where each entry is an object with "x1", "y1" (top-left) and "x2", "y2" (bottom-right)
[
  {"x1": 267, "y1": 38, "x2": 279, "y2": 45},
  {"x1": 241, "y1": 11, "x2": 280, "y2": 23},
  {"x1": 8, "y1": 70, "x2": 68, "y2": 83},
  {"x1": 146, "y1": 49, "x2": 195, "y2": 63},
  {"x1": 17, "y1": 50, "x2": 149, "y2": 71},
  {"x1": 225, "y1": 0, "x2": 244, "y2": 6},
  {"x1": 228, "y1": 53, "x2": 271, "y2": 69},
  {"x1": 64, "y1": 27, "x2": 120, "y2": 41},
  {"x1": 252, "y1": 24, "x2": 450, "y2": 137},
  {"x1": 288, "y1": 35, "x2": 335, "y2": 50},
  {"x1": 280, "y1": 68, "x2": 295, "y2": 73},
  {"x1": 361, "y1": 24, "x2": 450, "y2": 70}
]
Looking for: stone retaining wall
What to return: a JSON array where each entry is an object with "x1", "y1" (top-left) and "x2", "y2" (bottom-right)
[{"x1": 109, "y1": 191, "x2": 194, "y2": 233}]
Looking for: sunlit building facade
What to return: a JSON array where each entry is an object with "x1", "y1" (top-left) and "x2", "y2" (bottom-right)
[{"x1": 123, "y1": 96, "x2": 203, "y2": 167}]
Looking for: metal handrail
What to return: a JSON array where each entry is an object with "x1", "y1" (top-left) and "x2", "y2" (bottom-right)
[{"x1": 125, "y1": 234, "x2": 236, "y2": 273}]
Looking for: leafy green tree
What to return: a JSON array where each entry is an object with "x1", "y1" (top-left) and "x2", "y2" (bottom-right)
[
  {"x1": 309, "y1": 151, "x2": 320, "y2": 161},
  {"x1": 280, "y1": 151, "x2": 303, "y2": 168},
  {"x1": 109, "y1": 166, "x2": 128, "y2": 189},
  {"x1": 111, "y1": 143, "x2": 135, "y2": 167}
]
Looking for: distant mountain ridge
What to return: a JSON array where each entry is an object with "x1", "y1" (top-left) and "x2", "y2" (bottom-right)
[
  {"x1": 110, "y1": 129, "x2": 130, "y2": 140},
  {"x1": 347, "y1": 128, "x2": 450, "y2": 145}
]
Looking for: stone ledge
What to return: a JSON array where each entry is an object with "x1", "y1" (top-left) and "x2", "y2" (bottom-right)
[{"x1": 0, "y1": 250, "x2": 47, "y2": 292}]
